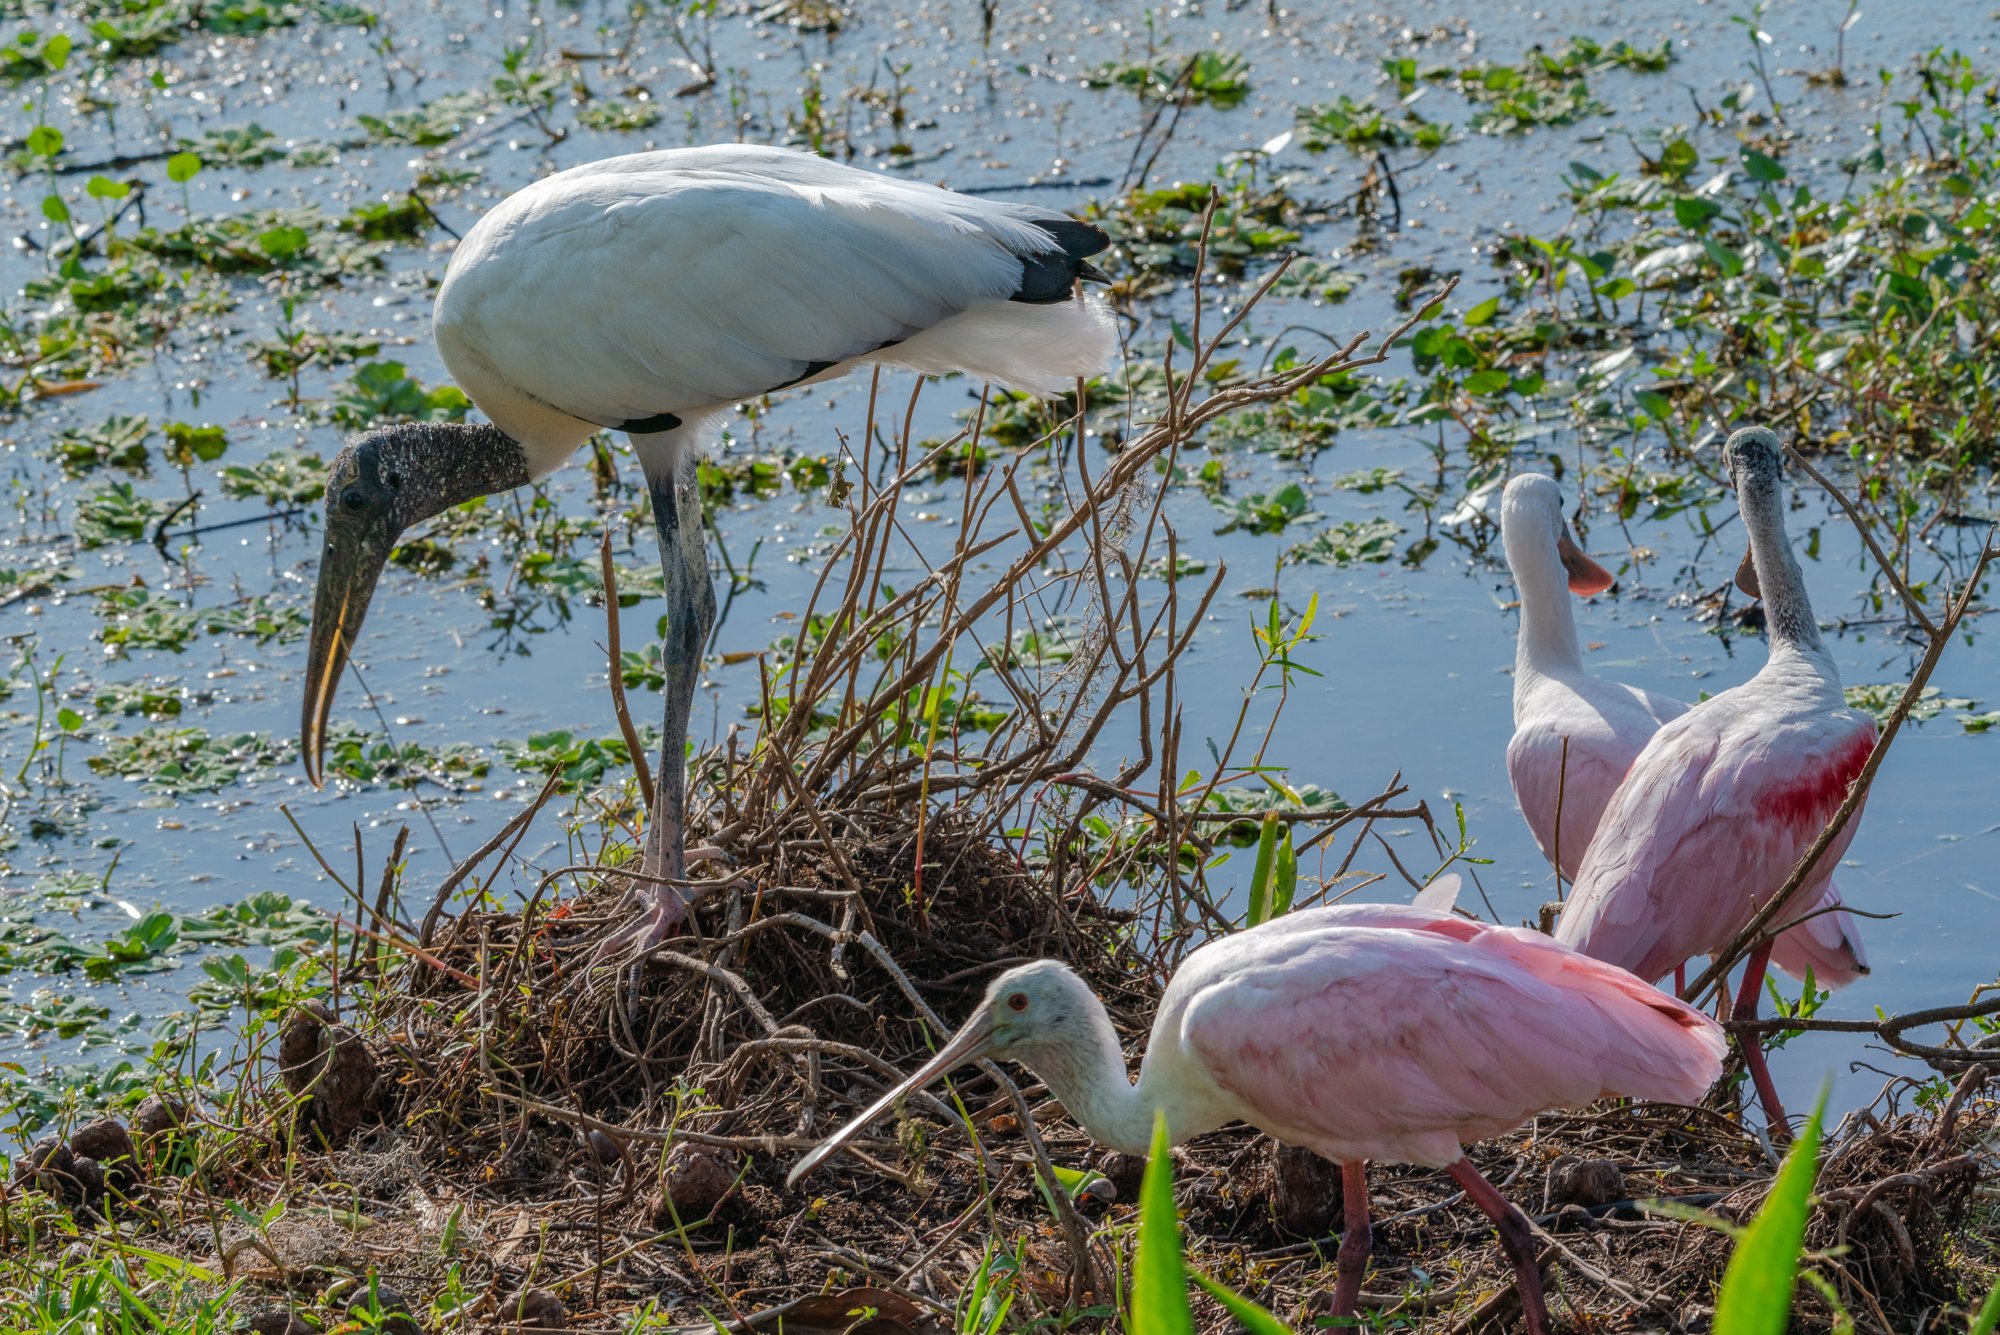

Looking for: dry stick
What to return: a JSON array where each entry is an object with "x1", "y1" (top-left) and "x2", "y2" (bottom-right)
[
  {"x1": 417, "y1": 770, "x2": 563, "y2": 949},
  {"x1": 366, "y1": 826, "x2": 411, "y2": 976},
  {"x1": 599, "y1": 530, "x2": 657, "y2": 808},
  {"x1": 796, "y1": 284, "x2": 1458, "y2": 796},
  {"x1": 1724, "y1": 994, "x2": 2000, "y2": 1068},
  {"x1": 1683, "y1": 533, "x2": 1998, "y2": 1005},
  {"x1": 1785, "y1": 445, "x2": 1937, "y2": 635}
]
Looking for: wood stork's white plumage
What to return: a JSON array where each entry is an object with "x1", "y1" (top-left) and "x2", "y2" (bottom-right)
[{"x1": 302, "y1": 146, "x2": 1116, "y2": 950}]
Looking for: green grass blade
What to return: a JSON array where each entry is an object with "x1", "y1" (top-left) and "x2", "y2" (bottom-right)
[
  {"x1": 1132, "y1": 1111, "x2": 1195, "y2": 1335},
  {"x1": 1272, "y1": 828, "x2": 1296, "y2": 917},
  {"x1": 1970, "y1": 1280, "x2": 2000, "y2": 1335},
  {"x1": 1247, "y1": 813, "x2": 1279, "y2": 927},
  {"x1": 1193, "y1": 1274, "x2": 1295, "y2": 1333},
  {"x1": 1713, "y1": 1092, "x2": 1827, "y2": 1335}
]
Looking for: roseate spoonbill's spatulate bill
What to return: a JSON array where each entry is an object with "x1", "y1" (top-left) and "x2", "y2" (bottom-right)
[
  {"x1": 1555, "y1": 426, "x2": 1875, "y2": 1130},
  {"x1": 788, "y1": 903, "x2": 1724, "y2": 1335},
  {"x1": 299, "y1": 145, "x2": 1115, "y2": 956},
  {"x1": 1501, "y1": 472, "x2": 1868, "y2": 992}
]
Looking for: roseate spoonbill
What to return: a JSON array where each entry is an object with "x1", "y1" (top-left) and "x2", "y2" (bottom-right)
[
  {"x1": 1555, "y1": 427, "x2": 1875, "y2": 1128},
  {"x1": 1502, "y1": 472, "x2": 1681, "y2": 875},
  {"x1": 1501, "y1": 473, "x2": 1866, "y2": 991},
  {"x1": 299, "y1": 146, "x2": 1115, "y2": 951},
  {"x1": 789, "y1": 904, "x2": 1724, "y2": 1334}
]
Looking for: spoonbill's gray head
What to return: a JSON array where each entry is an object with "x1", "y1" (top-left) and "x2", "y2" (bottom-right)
[
  {"x1": 301, "y1": 423, "x2": 527, "y2": 786},
  {"x1": 786, "y1": 959, "x2": 1099, "y2": 1188},
  {"x1": 1724, "y1": 426, "x2": 1784, "y2": 600},
  {"x1": 1501, "y1": 472, "x2": 1614, "y2": 596}
]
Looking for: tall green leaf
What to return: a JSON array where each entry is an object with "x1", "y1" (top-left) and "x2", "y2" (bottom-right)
[
  {"x1": 1713, "y1": 1093, "x2": 1827, "y2": 1335},
  {"x1": 1134, "y1": 1112, "x2": 1294, "y2": 1333},
  {"x1": 1970, "y1": 1280, "x2": 2000, "y2": 1335},
  {"x1": 1271, "y1": 827, "x2": 1296, "y2": 918},
  {"x1": 1246, "y1": 812, "x2": 1280, "y2": 927},
  {"x1": 1193, "y1": 1275, "x2": 1294, "y2": 1334},
  {"x1": 1133, "y1": 1112, "x2": 1195, "y2": 1334}
]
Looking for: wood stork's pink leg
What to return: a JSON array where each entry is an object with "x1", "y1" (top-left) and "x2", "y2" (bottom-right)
[
  {"x1": 1446, "y1": 1160, "x2": 1550, "y2": 1335},
  {"x1": 1732, "y1": 940, "x2": 1789, "y2": 1131},
  {"x1": 1327, "y1": 1160, "x2": 1372, "y2": 1322}
]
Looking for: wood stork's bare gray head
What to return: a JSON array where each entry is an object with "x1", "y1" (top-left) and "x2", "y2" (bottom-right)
[{"x1": 302, "y1": 422, "x2": 529, "y2": 786}]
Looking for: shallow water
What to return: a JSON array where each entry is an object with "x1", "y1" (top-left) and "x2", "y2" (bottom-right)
[{"x1": 2, "y1": 0, "x2": 1997, "y2": 1119}]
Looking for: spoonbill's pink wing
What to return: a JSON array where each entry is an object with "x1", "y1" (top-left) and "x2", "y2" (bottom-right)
[
  {"x1": 1508, "y1": 680, "x2": 1688, "y2": 880},
  {"x1": 1766, "y1": 880, "x2": 1869, "y2": 987},
  {"x1": 1506, "y1": 714, "x2": 1637, "y2": 879},
  {"x1": 1555, "y1": 708, "x2": 1875, "y2": 984},
  {"x1": 1179, "y1": 914, "x2": 1722, "y2": 1169}
]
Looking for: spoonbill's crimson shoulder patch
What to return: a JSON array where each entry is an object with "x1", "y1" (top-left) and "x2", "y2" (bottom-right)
[{"x1": 1757, "y1": 726, "x2": 1876, "y2": 831}]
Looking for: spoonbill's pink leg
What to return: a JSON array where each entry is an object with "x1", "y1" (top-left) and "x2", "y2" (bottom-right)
[
  {"x1": 1446, "y1": 1160, "x2": 1550, "y2": 1335},
  {"x1": 1327, "y1": 1160, "x2": 1372, "y2": 1322},
  {"x1": 1732, "y1": 940, "x2": 1789, "y2": 1131},
  {"x1": 1674, "y1": 962, "x2": 1686, "y2": 995}
]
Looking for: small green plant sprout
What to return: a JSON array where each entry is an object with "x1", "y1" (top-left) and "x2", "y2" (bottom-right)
[
  {"x1": 166, "y1": 150, "x2": 202, "y2": 219},
  {"x1": 955, "y1": 1240, "x2": 1024, "y2": 1335},
  {"x1": 1133, "y1": 1111, "x2": 1294, "y2": 1332},
  {"x1": 85, "y1": 175, "x2": 134, "y2": 246},
  {"x1": 1713, "y1": 1090, "x2": 1828, "y2": 1334}
]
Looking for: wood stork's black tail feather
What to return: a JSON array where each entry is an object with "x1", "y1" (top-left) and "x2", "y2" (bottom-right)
[{"x1": 1011, "y1": 217, "x2": 1113, "y2": 304}]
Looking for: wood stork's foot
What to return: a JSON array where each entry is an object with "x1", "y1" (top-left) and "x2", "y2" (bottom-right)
[{"x1": 583, "y1": 854, "x2": 751, "y2": 973}]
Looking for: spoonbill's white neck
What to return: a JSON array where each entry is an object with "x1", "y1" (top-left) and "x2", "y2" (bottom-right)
[
  {"x1": 1503, "y1": 516, "x2": 1585, "y2": 680},
  {"x1": 1735, "y1": 462, "x2": 1828, "y2": 658},
  {"x1": 1012, "y1": 989, "x2": 1156, "y2": 1154}
]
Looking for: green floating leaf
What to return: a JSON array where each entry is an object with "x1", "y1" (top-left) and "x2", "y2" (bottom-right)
[
  {"x1": 1713, "y1": 1091, "x2": 1827, "y2": 1335},
  {"x1": 1741, "y1": 147, "x2": 1786, "y2": 183},
  {"x1": 166, "y1": 151, "x2": 203, "y2": 183}
]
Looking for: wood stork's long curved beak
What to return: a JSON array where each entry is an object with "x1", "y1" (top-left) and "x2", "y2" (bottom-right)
[
  {"x1": 301, "y1": 522, "x2": 395, "y2": 788},
  {"x1": 786, "y1": 1010, "x2": 998, "y2": 1189},
  {"x1": 1734, "y1": 542, "x2": 1761, "y2": 600},
  {"x1": 1557, "y1": 530, "x2": 1615, "y2": 597}
]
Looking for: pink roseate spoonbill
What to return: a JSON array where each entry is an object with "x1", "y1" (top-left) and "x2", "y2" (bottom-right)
[
  {"x1": 1555, "y1": 426, "x2": 1875, "y2": 1129},
  {"x1": 299, "y1": 145, "x2": 1116, "y2": 952},
  {"x1": 788, "y1": 903, "x2": 1724, "y2": 1334},
  {"x1": 1501, "y1": 473, "x2": 1867, "y2": 994},
  {"x1": 1502, "y1": 472, "x2": 1683, "y2": 877}
]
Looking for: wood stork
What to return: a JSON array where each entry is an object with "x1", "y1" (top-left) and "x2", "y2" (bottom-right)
[
  {"x1": 788, "y1": 903, "x2": 1725, "y2": 1334},
  {"x1": 301, "y1": 146, "x2": 1116, "y2": 951},
  {"x1": 1554, "y1": 427, "x2": 1875, "y2": 1129},
  {"x1": 1500, "y1": 472, "x2": 1867, "y2": 989}
]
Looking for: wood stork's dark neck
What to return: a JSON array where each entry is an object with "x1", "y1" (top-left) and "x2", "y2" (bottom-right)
[
  {"x1": 1737, "y1": 465, "x2": 1825, "y2": 656},
  {"x1": 361, "y1": 421, "x2": 532, "y2": 529}
]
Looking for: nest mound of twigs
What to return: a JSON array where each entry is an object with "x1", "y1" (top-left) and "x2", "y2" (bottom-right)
[{"x1": 364, "y1": 806, "x2": 1152, "y2": 1200}]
